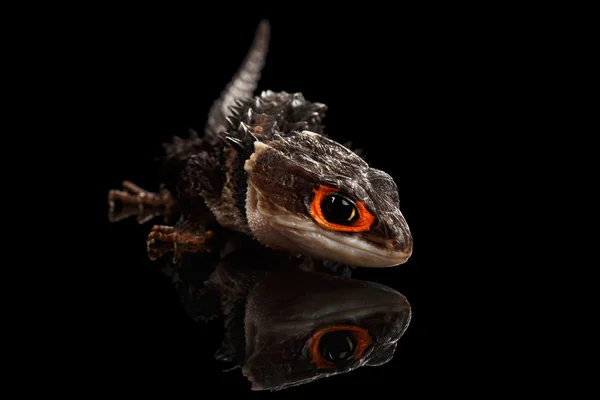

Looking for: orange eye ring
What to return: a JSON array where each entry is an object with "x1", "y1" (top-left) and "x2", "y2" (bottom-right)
[
  {"x1": 310, "y1": 185, "x2": 375, "y2": 232},
  {"x1": 308, "y1": 325, "x2": 372, "y2": 370}
]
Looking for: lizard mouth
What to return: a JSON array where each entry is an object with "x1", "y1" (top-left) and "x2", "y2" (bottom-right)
[
  {"x1": 272, "y1": 214, "x2": 410, "y2": 267},
  {"x1": 245, "y1": 183, "x2": 410, "y2": 267}
]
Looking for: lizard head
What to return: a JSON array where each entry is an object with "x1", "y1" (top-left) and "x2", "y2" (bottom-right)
[
  {"x1": 244, "y1": 131, "x2": 413, "y2": 268},
  {"x1": 241, "y1": 267, "x2": 411, "y2": 391}
]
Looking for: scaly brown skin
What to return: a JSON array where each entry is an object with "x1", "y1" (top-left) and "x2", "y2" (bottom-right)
[
  {"x1": 146, "y1": 224, "x2": 214, "y2": 263},
  {"x1": 108, "y1": 180, "x2": 175, "y2": 224}
]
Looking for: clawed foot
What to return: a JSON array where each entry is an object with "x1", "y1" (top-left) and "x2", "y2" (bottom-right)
[
  {"x1": 108, "y1": 181, "x2": 175, "y2": 224},
  {"x1": 146, "y1": 225, "x2": 214, "y2": 263}
]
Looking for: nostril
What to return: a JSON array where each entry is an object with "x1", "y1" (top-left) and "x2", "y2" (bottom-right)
[{"x1": 386, "y1": 239, "x2": 401, "y2": 250}]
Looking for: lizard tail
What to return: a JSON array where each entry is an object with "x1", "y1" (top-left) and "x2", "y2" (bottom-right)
[{"x1": 205, "y1": 20, "x2": 271, "y2": 136}]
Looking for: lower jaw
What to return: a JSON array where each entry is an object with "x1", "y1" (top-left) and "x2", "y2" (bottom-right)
[{"x1": 288, "y1": 235, "x2": 405, "y2": 267}]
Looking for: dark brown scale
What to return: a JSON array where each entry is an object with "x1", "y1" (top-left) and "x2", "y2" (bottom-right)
[
  {"x1": 224, "y1": 91, "x2": 328, "y2": 150},
  {"x1": 159, "y1": 130, "x2": 223, "y2": 197}
]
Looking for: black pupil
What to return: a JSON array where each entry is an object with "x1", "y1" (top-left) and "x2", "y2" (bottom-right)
[
  {"x1": 319, "y1": 331, "x2": 356, "y2": 363},
  {"x1": 321, "y1": 194, "x2": 358, "y2": 224}
]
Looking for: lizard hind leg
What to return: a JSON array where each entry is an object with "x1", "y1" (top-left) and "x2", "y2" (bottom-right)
[
  {"x1": 146, "y1": 224, "x2": 214, "y2": 264},
  {"x1": 107, "y1": 180, "x2": 175, "y2": 224}
]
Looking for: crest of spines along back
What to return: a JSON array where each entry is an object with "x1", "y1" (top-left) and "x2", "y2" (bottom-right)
[{"x1": 223, "y1": 90, "x2": 328, "y2": 152}]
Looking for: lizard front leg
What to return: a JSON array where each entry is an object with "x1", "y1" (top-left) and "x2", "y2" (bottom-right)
[
  {"x1": 108, "y1": 180, "x2": 175, "y2": 224},
  {"x1": 146, "y1": 224, "x2": 214, "y2": 263}
]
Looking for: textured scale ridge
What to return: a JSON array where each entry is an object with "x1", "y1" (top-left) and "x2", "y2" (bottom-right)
[
  {"x1": 223, "y1": 91, "x2": 328, "y2": 151},
  {"x1": 206, "y1": 20, "x2": 271, "y2": 136},
  {"x1": 159, "y1": 129, "x2": 224, "y2": 202}
]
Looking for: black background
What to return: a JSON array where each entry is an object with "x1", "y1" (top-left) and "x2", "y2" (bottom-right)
[{"x1": 66, "y1": 5, "x2": 533, "y2": 397}]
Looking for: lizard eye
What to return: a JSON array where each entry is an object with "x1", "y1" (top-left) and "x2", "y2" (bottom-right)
[
  {"x1": 320, "y1": 330, "x2": 356, "y2": 362},
  {"x1": 310, "y1": 185, "x2": 375, "y2": 232},
  {"x1": 321, "y1": 193, "x2": 359, "y2": 224},
  {"x1": 308, "y1": 325, "x2": 372, "y2": 370}
]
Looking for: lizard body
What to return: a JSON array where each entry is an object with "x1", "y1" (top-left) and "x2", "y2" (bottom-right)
[{"x1": 109, "y1": 20, "x2": 412, "y2": 268}]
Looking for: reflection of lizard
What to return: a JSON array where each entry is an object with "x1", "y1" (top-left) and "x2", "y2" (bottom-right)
[
  {"x1": 108, "y1": 20, "x2": 412, "y2": 268},
  {"x1": 162, "y1": 232, "x2": 411, "y2": 392}
]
